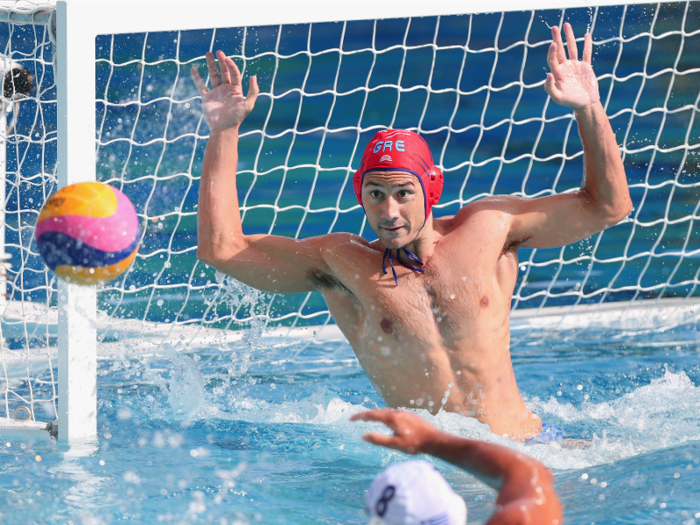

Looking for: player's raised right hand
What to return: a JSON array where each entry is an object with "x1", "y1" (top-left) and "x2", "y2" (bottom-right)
[
  {"x1": 191, "y1": 50, "x2": 259, "y2": 132},
  {"x1": 544, "y1": 23, "x2": 600, "y2": 110}
]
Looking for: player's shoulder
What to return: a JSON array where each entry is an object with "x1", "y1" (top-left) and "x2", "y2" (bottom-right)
[
  {"x1": 447, "y1": 195, "x2": 522, "y2": 226},
  {"x1": 307, "y1": 232, "x2": 373, "y2": 253}
]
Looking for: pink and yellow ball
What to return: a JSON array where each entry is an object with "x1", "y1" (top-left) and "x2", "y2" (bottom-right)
[{"x1": 35, "y1": 182, "x2": 141, "y2": 285}]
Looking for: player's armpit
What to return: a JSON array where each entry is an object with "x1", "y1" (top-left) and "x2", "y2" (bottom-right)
[{"x1": 198, "y1": 232, "x2": 351, "y2": 294}]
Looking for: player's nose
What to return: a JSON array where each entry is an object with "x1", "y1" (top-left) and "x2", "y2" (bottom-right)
[{"x1": 381, "y1": 196, "x2": 401, "y2": 220}]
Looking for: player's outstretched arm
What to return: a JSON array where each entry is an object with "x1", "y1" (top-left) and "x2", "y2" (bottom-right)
[
  {"x1": 352, "y1": 409, "x2": 563, "y2": 525},
  {"x1": 502, "y1": 23, "x2": 632, "y2": 250},
  {"x1": 192, "y1": 51, "x2": 337, "y2": 294}
]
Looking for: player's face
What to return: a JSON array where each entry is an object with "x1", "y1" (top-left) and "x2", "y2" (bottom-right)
[{"x1": 362, "y1": 171, "x2": 425, "y2": 249}]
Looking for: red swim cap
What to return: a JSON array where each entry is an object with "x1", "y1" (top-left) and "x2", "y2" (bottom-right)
[{"x1": 353, "y1": 129, "x2": 444, "y2": 222}]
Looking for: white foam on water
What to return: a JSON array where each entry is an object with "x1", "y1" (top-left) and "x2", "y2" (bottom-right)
[
  {"x1": 141, "y1": 329, "x2": 700, "y2": 473},
  {"x1": 226, "y1": 391, "x2": 367, "y2": 425},
  {"x1": 521, "y1": 368, "x2": 700, "y2": 469},
  {"x1": 229, "y1": 370, "x2": 700, "y2": 471}
]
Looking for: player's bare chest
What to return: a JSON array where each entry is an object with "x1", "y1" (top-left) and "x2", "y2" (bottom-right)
[
  {"x1": 324, "y1": 225, "x2": 512, "y2": 337},
  {"x1": 364, "y1": 264, "x2": 491, "y2": 339}
]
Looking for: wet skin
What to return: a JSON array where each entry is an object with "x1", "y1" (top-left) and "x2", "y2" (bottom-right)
[
  {"x1": 313, "y1": 171, "x2": 539, "y2": 438},
  {"x1": 193, "y1": 25, "x2": 632, "y2": 440}
]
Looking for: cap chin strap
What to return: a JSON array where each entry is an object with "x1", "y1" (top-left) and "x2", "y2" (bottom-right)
[{"x1": 382, "y1": 246, "x2": 425, "y2": 286}]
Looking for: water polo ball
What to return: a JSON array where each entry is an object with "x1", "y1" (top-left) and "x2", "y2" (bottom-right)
[{"x1": 35, "y1": 182, "x2": 141, "y2": 285}]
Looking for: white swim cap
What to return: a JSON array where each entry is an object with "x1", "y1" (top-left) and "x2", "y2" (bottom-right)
[{"x1": 365, "y1": 460, "x2": 467, "y2": 525}]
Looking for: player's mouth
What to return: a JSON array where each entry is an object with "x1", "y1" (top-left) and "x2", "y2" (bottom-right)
[{"x1": 381, "y1": 225, "x2": 405, "y2": 236}]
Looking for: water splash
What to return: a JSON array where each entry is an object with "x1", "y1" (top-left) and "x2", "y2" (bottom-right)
[
  {"x1": 143, "y1": 344, "x2": 219, "y2": 421},
  {"x1": 141, "y1": 274, "x2": 284, "y2": 420},
  {"x1": 183, "y1": 368, "x2": 700, "y2": 472},
  {"x1": 134, "y1": 324, "x2": 700, "y2": 474},
  {"x1": 523, "y1": 368, "x2": 700, "y2": 469},
  {"x1": 213, "y1": 271, "x2": 270, "y2": 376}
]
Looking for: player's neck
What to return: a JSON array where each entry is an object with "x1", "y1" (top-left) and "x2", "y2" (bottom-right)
[{"x1": 398, "y1": 214, "x2": 439, "y2": 263}]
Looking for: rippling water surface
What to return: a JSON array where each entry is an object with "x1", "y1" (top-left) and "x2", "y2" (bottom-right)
[{"x1": 2, "y1": 323, "x2": 700, "y2": 524}]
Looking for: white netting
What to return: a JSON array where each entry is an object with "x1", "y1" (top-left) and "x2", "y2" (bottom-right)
[
  {"x1": 1, "y1": 2, "x2": 700, "y2": 425},
  {"x1": 0, "y1": 0, "x2": 56, "y2": 426}
]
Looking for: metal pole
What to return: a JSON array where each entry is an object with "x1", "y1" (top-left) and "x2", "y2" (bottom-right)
[{"x1": 55, "y1": 0, "x2": 97, "y2": 441}]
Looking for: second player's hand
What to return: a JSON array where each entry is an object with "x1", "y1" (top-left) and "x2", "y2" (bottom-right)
[
  {"x1": 191, "y1": 50, "x2": 259, "y2": 132},
  {"x1": 545, "y1": 23, "x2": 600, "y2": 110},
  {"x1": 351, "y1": 409, "x2": 438, "y2": 454}
]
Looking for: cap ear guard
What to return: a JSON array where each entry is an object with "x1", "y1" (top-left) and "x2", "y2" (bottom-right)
[
  {"x1": 353, "y1": 166, "x2": 364, "y2": 207},
  {"x1": 426, "y1": 166, "x2": 444, "y2": 212}
]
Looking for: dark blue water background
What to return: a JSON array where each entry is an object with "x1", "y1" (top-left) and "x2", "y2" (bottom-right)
[{"x1": 1, "y1": 2, "x2": 698, "y2": 333}]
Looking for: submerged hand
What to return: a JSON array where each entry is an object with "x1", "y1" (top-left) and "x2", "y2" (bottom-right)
[
  {"x1": 191, "y1": 50, "x2": 259, "y2": 132},
  {"x1": 544, "y1": 23, "x2": 600, "y2": 110},
  {"x1": 351, "y1": 409, "x2": 438, "y2": 454}
]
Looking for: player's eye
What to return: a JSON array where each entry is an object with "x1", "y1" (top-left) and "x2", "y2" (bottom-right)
[{"x1": 370, "y1": 190, "x2": 383, "y2": 199}]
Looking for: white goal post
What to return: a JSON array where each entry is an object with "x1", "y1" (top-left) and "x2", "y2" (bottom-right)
[{"x1": 0, "y1": 0, "x2": 698, "y2": 440}]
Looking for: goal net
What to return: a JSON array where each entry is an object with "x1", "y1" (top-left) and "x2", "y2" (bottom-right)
[{"x1": 0, "y1": 0, "x2": 699, "y2": 437}]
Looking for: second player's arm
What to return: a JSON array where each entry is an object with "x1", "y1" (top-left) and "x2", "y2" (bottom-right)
[{"x1": 194, "y1": 51, "x2": 335, "y2": 294}]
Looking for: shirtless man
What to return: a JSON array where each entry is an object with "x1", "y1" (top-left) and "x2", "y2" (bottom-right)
[{"x1": 191, "y1": 23, "x2": 631, "y2": 440}]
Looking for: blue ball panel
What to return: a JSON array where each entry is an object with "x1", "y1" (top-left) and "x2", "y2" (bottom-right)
[{"x1": 37, "y1": 230, "x2": 141, "y2": 270}]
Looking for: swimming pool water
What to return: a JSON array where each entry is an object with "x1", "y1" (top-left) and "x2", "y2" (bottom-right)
[
  {"x1": 2, "y1": 321, "x2": 700, "y2": 524},
  {"x1": 1, "y1": 4, "x2": 699, "y2": 524}
]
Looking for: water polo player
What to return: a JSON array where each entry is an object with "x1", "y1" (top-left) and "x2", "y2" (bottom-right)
[
  {"x1": 353, "y1": 409, "x2": 562, "y2": 525},
  {"x1": 191, "y1": 23, "x2": 631, "y2": 440}
]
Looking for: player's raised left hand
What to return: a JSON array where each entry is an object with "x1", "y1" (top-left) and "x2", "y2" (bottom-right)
[
  {"x1": 191, "y1": 50, "x2": 259, "y2": 132},
  {"x1": 545, "y1": 23, "x2": 600, "y2": 110}
]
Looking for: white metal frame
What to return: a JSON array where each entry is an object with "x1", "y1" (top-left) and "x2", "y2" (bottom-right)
[{"x1": 0, "y1": 0, "x2": 692, "y2": 440}]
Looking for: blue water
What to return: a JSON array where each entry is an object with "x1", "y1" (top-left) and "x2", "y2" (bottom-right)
[
  {"x1": 1, "y1": 3, "x2": 700, "y2": 524},
  {"x1": 3, "y1": 322, "x2": 700, "y2": 523}
]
